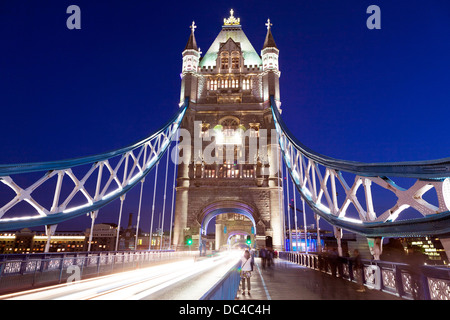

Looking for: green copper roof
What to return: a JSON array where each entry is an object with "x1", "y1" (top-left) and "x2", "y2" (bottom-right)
[{"x1": 199, "y1": 26, "x2": 262, "y2": 68}]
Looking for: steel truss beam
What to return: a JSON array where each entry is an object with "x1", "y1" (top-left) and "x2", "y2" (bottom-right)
[
  {"x1": 271, "y1": 96, "x2": 450, "y2": 237},
  {"x1": 0, "y1": 101, "x2": 188, "y2": 230}
]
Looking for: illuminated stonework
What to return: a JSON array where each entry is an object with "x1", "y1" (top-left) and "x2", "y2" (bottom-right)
[{"x1": 174, "y1": 11, "x2": 283, "y2": 251}]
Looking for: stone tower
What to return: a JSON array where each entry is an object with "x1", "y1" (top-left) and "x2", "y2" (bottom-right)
[{"x1": 173, "y1": 10, "x2": 284, "y2": 251}]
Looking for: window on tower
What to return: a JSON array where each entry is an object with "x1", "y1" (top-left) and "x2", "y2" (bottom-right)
[
  {"x1": 231, "y1": 51, "x2": 240, "y2": 69},
  {"x1": 242, "y1": 78, "x2": 251, "y2": 90},
  {"x1": 232, "y1": 57, "x2": 239, "y2": 69},
  {"x1": 220, "y1": 52, "x2": 229, "y2": 69},
  {"x1": 208, "y1": 79, "x2": 218, "y2": 91},
  {"x1": 221, "y1": 58, "x2": 228, "y2": 69}
]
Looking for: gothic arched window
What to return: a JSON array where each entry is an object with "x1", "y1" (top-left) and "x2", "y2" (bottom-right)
[
  {"x1": 220, "y1": 52, "x2": 229, "y2": 69},
  {"x1": 219, "y1": 116, "x2": 239, "y2": 130},
  {"x1": 231, "y1": 51, "x2": 240, "y2": 69}
]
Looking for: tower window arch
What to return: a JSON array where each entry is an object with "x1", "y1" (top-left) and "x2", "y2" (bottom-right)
[
  {"x1": 220, "y1": 51, "x2": 229, "y2": 69},
  {"x1": 208, "y1": 78, "x2": 218, "y2": 90},
  {"x1": 242, "y1": 78, "x2": 251, "y2": 90},
  {"x1": 219, "y1": 116, "x2": 240, "y2": 130},
  {"x1": 231, "y1": 51, "x2": 240, "y2": 69}
]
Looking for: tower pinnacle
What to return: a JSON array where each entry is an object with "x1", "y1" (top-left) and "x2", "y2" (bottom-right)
[
  {"x1": 263, "y1": 18, "x2": 277, "y2": 49},
  {"x1": 224, "y1": 9, "x2": 240, "y2": 26},
  {"x1": 190, "y1": 21, "x2": 197, "y2": 33},
  {"x1": 184, "y1": 21, "x2": 198, "y2": 51}
]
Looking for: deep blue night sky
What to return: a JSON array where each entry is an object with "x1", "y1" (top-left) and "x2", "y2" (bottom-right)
[{"x1": 0, "y1": 1, "x2": 449, "y2": 233}]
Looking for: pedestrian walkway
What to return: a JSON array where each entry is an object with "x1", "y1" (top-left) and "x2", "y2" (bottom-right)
[{"x1": 236, "y1": 258, "x2": 403, "y2": 300}]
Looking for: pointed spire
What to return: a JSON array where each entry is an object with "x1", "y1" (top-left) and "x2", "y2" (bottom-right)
[
  {"x1": 263, "y1": 18, "x2": 277, "y2": 49},
  {"x1": 184, "y1": 21, "x2": 198, "y2": 51}
]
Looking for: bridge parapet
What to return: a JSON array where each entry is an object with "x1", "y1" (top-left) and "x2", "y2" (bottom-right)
[
  {"x1": 279, "y1": 251, "x2": 450, "y2": 300},
  {"x1": 0, "y1": 250, "x2": 197, "y2": 295}
]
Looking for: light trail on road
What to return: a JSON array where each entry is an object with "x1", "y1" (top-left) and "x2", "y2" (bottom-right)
[{"x1": 0, "y1": 250, "x2": 241, "y2": 300}]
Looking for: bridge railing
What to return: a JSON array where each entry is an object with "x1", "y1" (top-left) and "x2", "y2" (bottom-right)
[
  {"x1": 200, "y1": 259, "x2": 241, "y2": 300},
  {"x1": 279, "y1": 251, "x2": 450, "y2": 300},
  {"x1": 0, "y1": 250, "x2": 197, "y2": 295}
]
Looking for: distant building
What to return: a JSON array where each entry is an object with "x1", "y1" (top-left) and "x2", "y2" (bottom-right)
[
  {"x1": 0, "y1": 228, "x2": 86, "y2": 254},
  {"x1": 0, "y1": 221, "x2": 177, "y2": 254},
  {"x1": 396, "y1": 236, "x2": 448, "y2": 265},
  {"x1": 286, "y1": 227, "x2": 331, "y2": 253},
  {"x1": 146, "y1": 231, "x2": 171, "y2": 250},
  {"x1": 117, "y1": 213, "x2": 135, "y2": 250},
  {"x1": 85, "y1": 223, "x2": 118, "y2": 252}
]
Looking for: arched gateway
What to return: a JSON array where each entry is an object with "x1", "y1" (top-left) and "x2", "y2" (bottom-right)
[
  {"x1": 198, "y1": 200, "x2": 257, "y2": 250},
  {"x1": 172, "y1": 10, "x2": 285, "y2": 252}
]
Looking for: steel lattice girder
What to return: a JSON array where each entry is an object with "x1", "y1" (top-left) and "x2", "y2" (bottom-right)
[
  {"x1": 0, "y1": 101, "x2": 188, "y2": 231},
  {"x1": 271, "y1": 96, "x2": 450, "y2": 237}
]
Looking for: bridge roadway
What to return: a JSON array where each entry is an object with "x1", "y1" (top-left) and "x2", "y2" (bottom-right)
[{"x1": 0, "y1": 251, "x2": 402, "y2": 301}]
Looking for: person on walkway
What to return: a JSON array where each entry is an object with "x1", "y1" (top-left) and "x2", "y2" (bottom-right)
[
  {"x1": 329, "y1": 248, "x2": 339, "y2": 277},
  {"x1": 353, "y1": 249, "x2": 365, "y2": 292},
  {"x1": 406, "y1": 245, "x2": 427, "y2": 300},
  {"x1": 259, "y1": 247, "x2": 267, "y2": 269},
  {"x1": 267, "y1": 248, "x2": 274, "y2": 268},
  {"x1": 240, "y1": 249, "x2": 253, "y2": 295}
]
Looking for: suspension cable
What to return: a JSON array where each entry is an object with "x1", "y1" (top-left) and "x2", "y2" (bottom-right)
[
  {"x1": 277, "y1": 144, "x2": 285, "y2": 251},
  {"x1": 285, "y1": 165, "x2": 292, "y2": 252},
  {"x1": 160, "y1": 149, "x2": 170, "y2": 250},
  {"x1": 292, "y1": 177, "x2": 298, "y2": 251},
  {"x1": 302, "y1": 197, "x2": 308, "y2": 254},
  {"x1": 168, "y1": 129, "x2": 180, "y2": 250},
  {"x1": 135, "y1": 179, "x2": 145, "y2": 250},
  {"x1": 148, "y1": 162, "x2": 159, "y2": 250},
  {"x1": 87, "y1": 210, "x2": 98, "y2": 252},
  {"x1": 115, "y1": 195, "x2": 125, "y2": 251}
]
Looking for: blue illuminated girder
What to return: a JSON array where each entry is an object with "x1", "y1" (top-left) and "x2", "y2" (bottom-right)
[
  {"x1": 0, "y1": 100, "x2": 188, "y2": 230},
  {"x1": 271, "y1": 96, "x2": 450, "y2": 237}
]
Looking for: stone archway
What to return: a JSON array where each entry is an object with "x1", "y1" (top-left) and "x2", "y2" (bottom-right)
[
  {"x1": 197, "y1": 200, "x2": 260, "y2": 233},
  {"x1": 197, "y1": 200, "x2": 262, "y2": 252},
  {"x1": 227, "y1": 231, "x2": 253, "y2": 249}
]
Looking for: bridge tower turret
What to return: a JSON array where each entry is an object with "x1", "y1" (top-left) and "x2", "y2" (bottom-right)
[
  {"x1": 261, "y1": 19, "x2": 280, "y2": 103},
  {"x1": 180, "y1": 21, "x2": 200, "y2": 104}
]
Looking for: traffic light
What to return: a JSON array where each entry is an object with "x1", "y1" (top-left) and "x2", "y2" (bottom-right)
[
  {"x1": 246, "y1": 235, "x2": 251, "y2": 245},
  {"x1": 185, "y1": 235, "x2": 192, "y2": 246}
]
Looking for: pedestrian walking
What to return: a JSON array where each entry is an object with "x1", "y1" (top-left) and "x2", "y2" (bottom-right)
[
  {"x1": 260, "y1": 247, "x2": 267, "y2": 269},
  {"x1": 329, "y1": 248, "x2": 339, "y2": 277},
  {"x1": 240, "y1": 249, "x2": 253, "y2": 295},
  {"x1": 267, "y1": 248, "x2": 274, "y2": 268},
  {"x1": 406, "y1": 246, "x2": 426, "y2": 299},
  {"x1": 353, "y1": 249, "x2": 365, "y2": 292}
]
